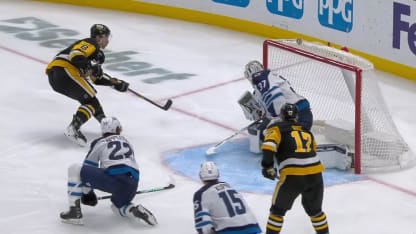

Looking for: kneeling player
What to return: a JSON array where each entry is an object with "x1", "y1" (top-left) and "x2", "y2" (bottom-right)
[{"x1": 60, "y1": 117, "x2": 157, "y2": 226}]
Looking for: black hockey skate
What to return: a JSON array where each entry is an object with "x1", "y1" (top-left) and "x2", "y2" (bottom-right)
[
  {"x1": 60, "y1": 200, "x2": 83, "y2": 225},
  {"x1": 129, "y1": 204, "x2": 158, "y2": 226}
]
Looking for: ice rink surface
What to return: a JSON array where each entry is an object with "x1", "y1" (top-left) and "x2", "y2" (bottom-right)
[{"x1": 1, "y1": 1, "x2": 416, "y2": 233}]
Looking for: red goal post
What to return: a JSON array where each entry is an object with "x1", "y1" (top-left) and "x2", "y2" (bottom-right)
[{"x1": 263, "y1": 39, "x2": 415, "y2": 174}]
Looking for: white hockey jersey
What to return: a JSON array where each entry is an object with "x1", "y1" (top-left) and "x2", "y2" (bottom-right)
[
  {"x1": 193, "y1": 181, "x2": 261, "y2": 234},
  {"x1": 83, "y1": 134, "x2": 139, "y2": 173},
  {"x1": 252, "y1": 69, "x2": 305, "y2": 118}
]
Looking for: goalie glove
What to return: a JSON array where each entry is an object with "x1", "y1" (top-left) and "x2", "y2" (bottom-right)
[
  {"x1": 238, "y1": 91, "x2": 265, "y2": 121},
  {"x1": 262, "y1": 167, "x2": 278, "y2": 180},
  {"x1": 81, "y1": 190, "x2": 98, "y2": 206}
]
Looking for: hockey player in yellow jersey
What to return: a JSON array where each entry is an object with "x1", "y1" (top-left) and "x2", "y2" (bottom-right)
[
  {"x1": 46, "y1": 24, "x2": 129, "y2": 146},
  {"x1": 261, "y1": 103, "x2": 329, "y2": 234}
]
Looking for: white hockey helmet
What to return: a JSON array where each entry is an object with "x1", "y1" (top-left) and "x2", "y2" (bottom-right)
[
  {"x1": 101, "y1": 117, "x2": 122, "y2": 134},
  {"x1": 244, "y1": 60, "x2": 264, "y2": 82},
  {"x1": 199, "y1": 161, "x2": 220, "y2": 181}
]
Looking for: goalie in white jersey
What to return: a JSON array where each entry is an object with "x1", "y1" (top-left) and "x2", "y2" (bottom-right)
[
  {"x1": 241, "y1": 60, "x2": 313, "y2": 130},
  {"x1": 193, "y1": 161, "x2": 262, "y2": 234},
  {"x1": 239, "y1": 60, "x2": 313, "y2": 153},
  {"x1": 59, "y1": 117, "x2": 157, "y2": 226}
]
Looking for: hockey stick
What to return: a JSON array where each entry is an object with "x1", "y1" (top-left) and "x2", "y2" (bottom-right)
[
  {"x1": 206, "y1": 119, "x2": 262, "y2": 155},
  {"x1": 98, "y1": 183, "x2": 175, "y2": 200},
  {"x1": 103, "y1": 73, "x2": 173, "y2": 111},
  {"x1": 127, "y1": 88, "x2": 173, "y2": 111}
]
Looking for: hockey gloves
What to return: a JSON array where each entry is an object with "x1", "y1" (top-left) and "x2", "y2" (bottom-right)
[
  {"x1": 81, "y1": 190, "x2": 98, "y2": 206},
  {"x1": 113, "y1": 79, "x2": 129, "y2": 92},
  {"x1": 262, "y1": 167, "x2": 278, "y2": 180}
]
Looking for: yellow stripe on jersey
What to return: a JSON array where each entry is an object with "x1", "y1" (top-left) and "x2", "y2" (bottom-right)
[
  {"x1": 71, "y1": 40, "x2": 97, "y2": 58},
  {"x1": 68, "y1": 49, "x2": 85, "y2": 61},
  {"x1": 64, "y1": 66, "x2": 96, "y2": 97},
  {"x1": 279, "y1": 164, "x2": 324, "y2": 177},
  {"x1": 263, "y1": 126, "x2": 282, "y2": 145},
  {"x1": 271, "y1": 175, "x2": 285, "y2": 205},
  {"x1": 46, "y1": 59, "x2": 96, "y2": 97},
  {"x1": 261, "y1": 141, "x2": 277, "y2": 152}
]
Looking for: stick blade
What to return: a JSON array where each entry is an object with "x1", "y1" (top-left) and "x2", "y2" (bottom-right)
[
  {"x1": 163, "y1": 99, "x2": 173, "y2": 110},
  {"x1": 206, "y1": 147, "x2": 216, "y2": 155}
]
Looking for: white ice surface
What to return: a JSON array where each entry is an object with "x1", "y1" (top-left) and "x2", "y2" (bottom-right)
[{"x1": 0, "y1": 1, "x2": 416, "y2": 233}]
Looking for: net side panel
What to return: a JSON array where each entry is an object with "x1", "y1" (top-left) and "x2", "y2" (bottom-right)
[{"x1": 263, "y1": 39, "x2": 415, "y2": 173}]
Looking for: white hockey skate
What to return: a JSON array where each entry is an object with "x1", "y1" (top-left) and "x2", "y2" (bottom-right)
[{"x1": 64, "y1": 124, "x2": 87, "y2": 147}]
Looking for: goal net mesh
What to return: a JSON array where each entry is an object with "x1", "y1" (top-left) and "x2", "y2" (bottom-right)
[{"x1": 263, "y1": 39, "x2": 415, "y2": 173}]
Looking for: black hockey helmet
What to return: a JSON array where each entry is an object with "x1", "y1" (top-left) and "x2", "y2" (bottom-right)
[
  {"x1": 280, "y1": 103, "x2": 298, "y2": 121},
  {"x1": 90, "y1": 24, "x2": 111, "y2": 38}
]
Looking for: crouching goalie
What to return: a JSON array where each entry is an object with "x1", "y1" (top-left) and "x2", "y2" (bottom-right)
[{"x1": 239, "y1": 60, "x2": 352, "y2": 170}]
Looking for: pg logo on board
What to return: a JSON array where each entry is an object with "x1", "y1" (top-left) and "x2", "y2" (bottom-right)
[
  {"x1": 318, "y1": 0, "x2": 353, "y2": 32},
  {"x1": 266, "y1": 0, "x2": 304, "y2": 19}
]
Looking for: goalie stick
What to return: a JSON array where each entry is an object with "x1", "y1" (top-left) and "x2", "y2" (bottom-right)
[
  {"x1": 98, "y1": 183, "x2": 175, "y2": 200},
  {"x1": 206, "y1": 119, "x2": 262, "y2": 155},
  {"x1": 103, "y1": 73, "x2": 173, "y2": 111}
]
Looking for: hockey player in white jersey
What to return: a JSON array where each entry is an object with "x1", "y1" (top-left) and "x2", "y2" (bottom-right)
[
  {"x1": 241, "y1": 60, "x2": 313, "y2": 130},
  {"x1": 240, "y1": 61, "x2": 352, "y2": 170},
  {"x1": 59, "y1": 117, "x2": 157, "y2": 226},
  {"x1": 193, "y1": 161, "x2": 262, "y2": 234},
  {"x1": 239, "y1": 60, "x2": 313, "y2": 154}
]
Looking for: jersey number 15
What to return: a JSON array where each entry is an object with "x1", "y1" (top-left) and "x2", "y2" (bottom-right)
[{"x1": 219, "y1": 190, "x2": 246, "y2": 217}]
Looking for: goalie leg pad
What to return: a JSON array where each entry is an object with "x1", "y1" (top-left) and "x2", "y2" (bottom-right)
[
  {"x1": 317, "y1": 144, "x2": 353, "y2": 170},
  {"x1": 248, "y1": 124, "x2": 261, "y2": 154}
]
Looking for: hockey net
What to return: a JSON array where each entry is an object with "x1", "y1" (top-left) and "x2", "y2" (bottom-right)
[{"x1": 263, "y1": 39, "x2": 415, "y2": 174}]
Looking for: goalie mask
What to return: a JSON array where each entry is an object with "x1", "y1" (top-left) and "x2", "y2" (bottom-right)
[
  {"x1": 199, "y1": 161, "x2": 219, "y2": 181},
  {"x1": 101, "y1": 117, "x2": 122, "y2": 135},
  {"x1": 244, "y1": 60, "x2": 264, "y2": 82}
]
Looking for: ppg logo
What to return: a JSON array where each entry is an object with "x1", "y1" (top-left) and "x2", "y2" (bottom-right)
[
  {"x1": 212, "y1": 0, "x2": 250, "y2": 7},
  {"x1": 318, "y1": 0, "x2": 353, "y2": 32},
  {"x1": 266, "y1": 0, "x2": 304, "y2": 19}
]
